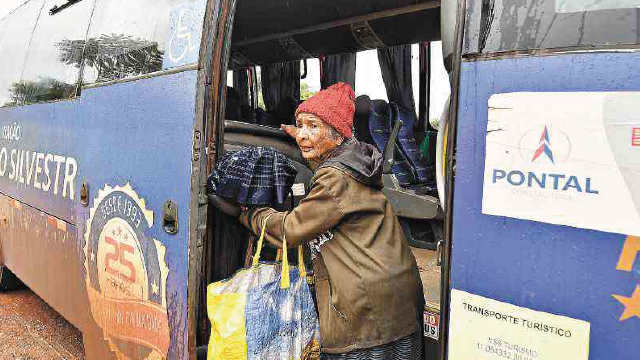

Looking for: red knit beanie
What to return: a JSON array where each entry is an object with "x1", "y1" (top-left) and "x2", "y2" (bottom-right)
[{"x1": 295, "y1": 82, "x2": 355, "y2": 138}]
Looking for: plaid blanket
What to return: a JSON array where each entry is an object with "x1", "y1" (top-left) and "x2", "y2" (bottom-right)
[{"x1": 208, "y1": 146, "x2": 298, "y2": 206}]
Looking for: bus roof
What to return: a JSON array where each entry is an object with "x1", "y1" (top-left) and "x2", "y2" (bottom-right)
[{"x1": 229, "y1": 0, "x2": 441, "y2": 69}]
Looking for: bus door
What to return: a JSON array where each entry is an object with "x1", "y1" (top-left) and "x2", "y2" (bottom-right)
[
  {"x1": 0, "y1": 0, "x2": 210, "y2": 359},
  {"x1": 443, "y1": 1, "x2": 640, "y2": 359}
]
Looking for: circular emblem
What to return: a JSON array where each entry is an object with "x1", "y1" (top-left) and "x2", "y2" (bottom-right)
[
  {"x1": 84, "y1": 183, "x2": 170, "y2": 360},
  {"x1": 518, "y1": 125, "x2": 572, "y2": 164}
]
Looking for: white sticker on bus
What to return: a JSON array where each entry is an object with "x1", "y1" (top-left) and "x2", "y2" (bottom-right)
[
  {"x1": 448, "y1": 289, "x2": 590, "y2": 360},
  {"x1": 482, "y1": 92, "x2": 640, "y2": 237}
]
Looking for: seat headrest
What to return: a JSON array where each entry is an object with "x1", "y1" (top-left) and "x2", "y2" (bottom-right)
[
  {"x1": 276, "y1": 97, "x2": 298, "y2": 125},
  {"x1": 226, "y1": 86, "x2": 240, "y2": 102},
  {"x1": 355, "y1": 95, "x2": 372, "y2": 119}
]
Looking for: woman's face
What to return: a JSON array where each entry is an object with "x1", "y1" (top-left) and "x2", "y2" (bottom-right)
[{"x1": 295, "y1": 113, "x2": 343, "y2": 162}]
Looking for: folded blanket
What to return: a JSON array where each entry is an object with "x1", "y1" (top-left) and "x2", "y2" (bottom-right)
[{"x1": 208, "y1": 146, "x2": 298, "y2": 206}]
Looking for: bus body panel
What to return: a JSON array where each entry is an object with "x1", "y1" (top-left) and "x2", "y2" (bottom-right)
[
  {"x1": 0, "y1": 69, "x2": 198, "y2": 360},
  {"x1": 0, "y1": 193, "x2": 86, "y2": 327},
  {"x1": 450, "y1": 52, "x2": 640, "y2": 360}
]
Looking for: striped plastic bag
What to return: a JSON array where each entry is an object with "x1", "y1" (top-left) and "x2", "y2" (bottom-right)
[{"x1": 207, "y1": 215, "x2": 321, "y2": 360}]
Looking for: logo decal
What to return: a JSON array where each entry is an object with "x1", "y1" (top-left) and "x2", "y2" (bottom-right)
[
  {"x1": 612, "y1": 236, "x2": 640, "y2": 322},
  {"x1": 518, "y1": 125, "x2": 571, "y2": 164},
  {"x1": 492, "y1": 125, "x2": 596, "y2": 194},
  {"x1": 84, "y1": 183, "x2": 170, "y2": 359},
  {"x1": 532, "y1": 126, "x2": 555, "y2": 163}
]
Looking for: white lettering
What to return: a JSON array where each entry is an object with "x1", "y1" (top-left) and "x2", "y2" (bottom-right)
[
  {"x1": 33, "y1": 153, "x2": 44, "y2": 189},
  {"x1": 0, "y1": 147, "x2": 7, "y2": 176},
  {"x1": 42, "y1": 154, "x2": 53, "y2": 192},
  {"x1": 0, "y1": 140, "x2": 81, "y2": 201},
  {"x1": 53, "y1": 155, "x2": 65, "y2": 195},
  {"x1": 8, "y1": 149, "x2": 16, "y2": 180},
  {"x1": 25, "y1": 151, "x2": 36, "y2": 186},
  {"x1": 17, "y1": 149, "x2": 25, "y2": 184},
  {"x1": 63, "y1": 157, "x2": 77, "y2": 200}
]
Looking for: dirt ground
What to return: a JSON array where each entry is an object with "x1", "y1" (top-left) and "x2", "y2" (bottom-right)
[{"x1": 0, "y1": 288, "x2": 84, "y2": 360}]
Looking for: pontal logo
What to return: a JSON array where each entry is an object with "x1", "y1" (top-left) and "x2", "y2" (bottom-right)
[
  {"x1": 518, "y1": 125, "x2": 571, "y2": 165},
  {"x1": 532, "y1": 126, "x2": 554, "y2": 163},
  {"x1": 491, "y1": 125, "x2": 598, "y2": 194}
]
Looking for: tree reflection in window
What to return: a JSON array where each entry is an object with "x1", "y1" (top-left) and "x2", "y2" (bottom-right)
[
  {"x1": 58, "y1": 34, "x2": 164, "y2": 83},
  {"x1": 7, "y1": 78, "x2": 76, "y2": 106}
]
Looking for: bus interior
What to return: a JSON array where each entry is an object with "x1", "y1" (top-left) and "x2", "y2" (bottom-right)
[{"x1": 200, "y1": 0, "x2": 448, "y2": 350}]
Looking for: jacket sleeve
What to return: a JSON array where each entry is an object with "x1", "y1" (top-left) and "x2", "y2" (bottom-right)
[{"x1": 239, "y1": 167, "x2": 346, "y2": 248}]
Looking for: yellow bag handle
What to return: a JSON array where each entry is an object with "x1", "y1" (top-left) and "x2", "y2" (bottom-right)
[
  {"x1": 297, "y1": 245, "x2": 307, "y2": 278},
  {"x1": 251, "y1": 213, "x2": 307, "y2": 290},
  {"x1": 252, "y1": 213, "x2": 274, "y2": 267},
  {"x1": 280, "y1": 232, "x2": 290, "y2": 289},
  {"x1": 276, "y1": 247, "x2": 306, "y2": 276}
]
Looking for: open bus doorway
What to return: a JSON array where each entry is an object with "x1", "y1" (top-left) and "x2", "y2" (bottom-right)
[{"x1": 199, "y1": 1, "x2": 448, "y2": 359}]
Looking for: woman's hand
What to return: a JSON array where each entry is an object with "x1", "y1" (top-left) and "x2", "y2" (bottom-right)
[{"x1": 281, "y1": 124, "x2": 297, "y2": 139}]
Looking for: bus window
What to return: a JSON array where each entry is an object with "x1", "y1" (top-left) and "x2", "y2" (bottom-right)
[
  {"x1": 19, "y1": 0, "x2": 95, "y2": 106},
  {"x1": 80, "y1": 0, "x2": 201, "y2": 85},
  {"x1": 0, "y1": 0, "x2": 43, "y2": 107},
  {"x1": 355, "y1": 49, "x2": 389, "y2": 101},
  {"x1": 429, "y1": 42, "x2": 450, "y2": 124},
  {"x1": 300, "y1": 58, "x2": 320, "y2": 100},
  {"x1": 465, "y1": 0, "x2": 640, "y2": 54}
]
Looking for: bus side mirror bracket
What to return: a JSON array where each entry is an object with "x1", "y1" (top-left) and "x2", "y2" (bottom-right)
[
  {"x1": 163, "y1": 200, "x2": 178, "y2": 235},
  {"x1": 80, "y1": 181, "x2": 89, "y2": 207}
]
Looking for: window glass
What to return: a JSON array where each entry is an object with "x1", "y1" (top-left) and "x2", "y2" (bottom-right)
[
  {"x1": 0, "y1": 0, "x2": 45, "y2": 107},
  {"x1": 556, "y1": 0, "x2": 640, "y2": 13},
  {"x1": 464, "y1": 0, "x2": 640, "y2": 54},
  {"x1": 355, "y1": 49, "x2": 388, "y2": 101},
  {"x1": 18, "y1": 0, "x2": 95, "y2": 106},
  {"x1": 81, "y1": 0, "x2": 202, "y2": 84},
  {"x1": 300, "y1": 59, "x2": 320, "y2": 101},
  {"x1": 0, "y1": 18, "x2": 7, "y2": 44},
  {"x1": 430, "y1": 42, "x2": 450, "y2": 121}
]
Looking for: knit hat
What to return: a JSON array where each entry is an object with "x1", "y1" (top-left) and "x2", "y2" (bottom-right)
[{"x1": 295, "y1": 82, "x2": 355, "y2": 138}]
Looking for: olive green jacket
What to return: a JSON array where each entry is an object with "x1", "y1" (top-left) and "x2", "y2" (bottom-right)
[{"x1": 240, "y1": 139, "x2": 423, "y2": 353}]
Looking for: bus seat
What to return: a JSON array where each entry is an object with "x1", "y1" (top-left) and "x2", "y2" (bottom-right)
[
  {"x1": 353, "y1": 95, "x2": 416, "y2": 186},
  {"x1": 257, "y1": 110, "x2": 280, "y2": 127},
  {"x1": 354, "y1": 97, "x2": 441, "y2": 249},
  {"x1": 240, "y1": 105, "x2": 256, "y2": 124},
  {"x1": 276, "y1": 97, "x2": 298, "y2": 125},
  {"x1": 354, "y1": 95, "x2": 376, "y2": 144},
  {"x1": 392, "y1": 103, "x2": 436, "y2": 185}
]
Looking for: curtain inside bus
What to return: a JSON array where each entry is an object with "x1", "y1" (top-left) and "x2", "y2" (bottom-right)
[
  {"x1": 260, "y1": 61, "x2": 301, "y2": 112},
  {"x1": 377, "y1": 44, "x2": 416, "y2": 112},
  {"x1": 320, "y1": 53, "x2": 356, "y2": 90},
  {"x1": 233, "y1": 69, "x2": 250, "y2": 107},
  {"x1": 464, "y1": 0, "x2": 640, "y2": 54}
]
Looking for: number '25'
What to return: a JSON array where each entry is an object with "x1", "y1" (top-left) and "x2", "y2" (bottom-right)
[{"x1": 105, "y1": 236, "x2": 136, "y2": 283}]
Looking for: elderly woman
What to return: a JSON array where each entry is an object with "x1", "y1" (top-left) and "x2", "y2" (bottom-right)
[{"x1": 238, "y1": 83, "x2": 424, "y2": 359}]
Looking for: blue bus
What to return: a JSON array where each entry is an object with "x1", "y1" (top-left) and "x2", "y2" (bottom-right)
[{"x1": 1, "y1": 0, "x2": 638, "y2": 359}]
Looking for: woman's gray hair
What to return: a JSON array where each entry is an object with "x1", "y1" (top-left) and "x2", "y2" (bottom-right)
[{"x1": 328, "y1": 125, "x2": 350, "y2": 142}]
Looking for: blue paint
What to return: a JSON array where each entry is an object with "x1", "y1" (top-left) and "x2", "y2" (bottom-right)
[
  {"x1": 452, "y1": 52, "x2": 640, "y2": 360},
  {"x1": 0, "y1": 69, "x2": 198, "y2": 359}
]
